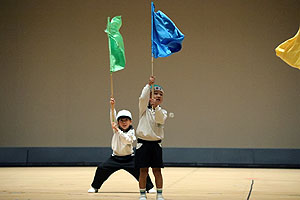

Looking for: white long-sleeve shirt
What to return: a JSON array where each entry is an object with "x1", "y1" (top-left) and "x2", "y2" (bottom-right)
[
  {"x1": 110, "y1": 109, "x2": 136, "y2": 156},
  {"x1": 136, "y1": 84, "x2": 167, "y2": 141}
]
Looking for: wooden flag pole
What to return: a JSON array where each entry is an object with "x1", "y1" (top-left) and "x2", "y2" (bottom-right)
[
  {"x1": 151, "y1": 56, "x2": 154, "y2": 97},
  {"x1": 110, "y1": 73, "x2": 114, "y2": 98},
  {"x1": 110, "y1": 72, "x2": 115, "y2": 122},
  {"x1": 151, "y1": 56, "x2": 155, "y2": 110},
  {"x1": 151, "y1": 56, "x2": 154, "y2": 76}
]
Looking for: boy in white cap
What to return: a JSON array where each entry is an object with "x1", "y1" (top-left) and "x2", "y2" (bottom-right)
[
  {"x1": 135, "y1": 76, "x2": 168, "y2": 200},
  {"x1": 88, "y1": 97, "x2": 154, "y2": 193}
]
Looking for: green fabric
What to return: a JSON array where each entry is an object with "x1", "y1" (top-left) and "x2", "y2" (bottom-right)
[{"x1": 105, "y1": 16, "x2": 126, "y2": 72}]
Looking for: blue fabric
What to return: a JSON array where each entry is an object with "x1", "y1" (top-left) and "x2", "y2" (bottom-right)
[{"x1": 151, "y1": 2, "x2": 184, "y2": 58}]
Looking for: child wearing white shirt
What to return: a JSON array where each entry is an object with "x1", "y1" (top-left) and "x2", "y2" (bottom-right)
[
  {"x1": 135, "y1": 76, "x2": 168, "y2": 200},
  {"x1": 88, "y1": 98, "x2": 154, "y2": 193}
]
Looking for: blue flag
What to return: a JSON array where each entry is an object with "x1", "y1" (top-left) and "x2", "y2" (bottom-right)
[{"x1": 151, "y1": 2, "x2": 184, "y2": 58}]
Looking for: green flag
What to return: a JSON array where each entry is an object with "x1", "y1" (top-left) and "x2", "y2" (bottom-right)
[{"x1": 105, "y1": 16, "x2": 126, "y2": 72}]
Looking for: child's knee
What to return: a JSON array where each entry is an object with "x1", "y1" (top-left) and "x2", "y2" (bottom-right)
[
  {"x1": 140, "y1": 167, "x2": 149, "y2": 175},
  {"x1": 152, "y1": 168, "x2": 161, "y2": 175}
]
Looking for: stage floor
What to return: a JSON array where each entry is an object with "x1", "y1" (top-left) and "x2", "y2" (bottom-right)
[{"x1": 0, "y1": 167, "x2": 300, "y2": 200}]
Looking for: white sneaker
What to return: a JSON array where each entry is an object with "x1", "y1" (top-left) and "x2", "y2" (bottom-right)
[
  {"x1": 139, "y1": 195, "x2": 147, "y2": 200},
  {"x1": 147, "y1": 188, "x2": 156, "y2": 194},
  {"x1": 156, "y1": 194, "x2": 164, "y2": 200},
  {"x1": 88, "y1": 187, "x2": 98, "y2": 193}
]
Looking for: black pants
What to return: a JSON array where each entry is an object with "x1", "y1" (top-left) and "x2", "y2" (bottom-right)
[{"x1": 91, "y1": 155, "x2": 154, "y2": 191}]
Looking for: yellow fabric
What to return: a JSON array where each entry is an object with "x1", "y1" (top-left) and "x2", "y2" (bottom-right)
[{"x1": 275, "y1": 27, "x2": 300, "y2": 70}]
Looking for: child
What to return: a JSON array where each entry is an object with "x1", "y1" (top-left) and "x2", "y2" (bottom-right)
[
  {"x1": 135, "y1": 76, "x2": 168, "y2": 200},
  {"x1": 88, "y1": 97, "x2": 155, "y2": 193}
]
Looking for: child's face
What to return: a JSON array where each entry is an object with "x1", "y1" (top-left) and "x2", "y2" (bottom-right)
[
  {"x1": 118, "y1": 117, "x2": 132, "y2": 130},
  {"x1": 151, "y1": 90, "x2": 164, "y2": 105}
]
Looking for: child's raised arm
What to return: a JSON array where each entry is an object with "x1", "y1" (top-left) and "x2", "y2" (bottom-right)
[
  {"x1": 110, "y1": 97, "x2": 117, "y2": 123},
  {"x1": 139, "y1": 76, "x2": 155, "y2": 116}
]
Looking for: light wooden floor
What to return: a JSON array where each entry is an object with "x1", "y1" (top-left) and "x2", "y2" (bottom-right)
[{"x1": 0, "y1": 167, "x2": 300, "y2": 200}]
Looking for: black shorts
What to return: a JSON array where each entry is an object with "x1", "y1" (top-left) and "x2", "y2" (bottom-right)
[{"x1": 135, "y1": 138, "x2": 164, "y2": 168}]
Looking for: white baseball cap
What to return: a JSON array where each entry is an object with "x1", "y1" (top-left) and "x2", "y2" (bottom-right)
[{"x1": 116, "y1": 110, "x2": 132, "y2": 121}]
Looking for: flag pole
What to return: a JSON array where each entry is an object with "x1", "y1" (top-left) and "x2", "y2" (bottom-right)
[
  {"x1": 110, "y1": 72, "x2": 114, "y2": 98},
  {"x1": 110, "y1": 72, "x2": 115, "y2": 122},
  {"x1": 151, "y1": 56, "x2": 154, "y2": 76},
  {"x1": 151, "y1": 56, "x2": 154, "y2": 98},
  {"x1": 151, "y1": 2, "x2": 154, "y2": 103}
]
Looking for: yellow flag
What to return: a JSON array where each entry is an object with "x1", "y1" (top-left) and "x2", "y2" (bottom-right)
[{"x1": 275, "y1": 27, "x2": 300, "y2": 70}]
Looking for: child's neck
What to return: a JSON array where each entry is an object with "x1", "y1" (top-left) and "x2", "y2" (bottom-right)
[
  {"x1": 119, "y1": 125, "x2": 132, "y2": 132},
  {"x1": 148, "y1": 104, "x2": 159, "y2": 109}
]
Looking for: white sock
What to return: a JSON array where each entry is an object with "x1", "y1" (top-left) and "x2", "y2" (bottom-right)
[
  {"x1": 140, "y1": 188, "x2": 146, "y2": 196},
  {"x1": 157, "y1": 188, "x2": 163, "y2": 196}
]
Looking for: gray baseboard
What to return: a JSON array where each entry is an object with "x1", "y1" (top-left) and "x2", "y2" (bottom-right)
[{"x1": 0, "y1": 147, "x2": 300, "y2": 168}]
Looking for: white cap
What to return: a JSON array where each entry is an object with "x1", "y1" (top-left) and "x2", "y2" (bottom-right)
[{"x1": 116, "y1": 110, "x2": 132, "y2": 120}]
